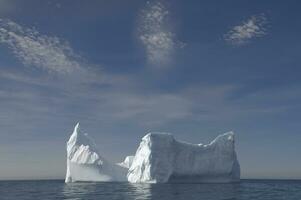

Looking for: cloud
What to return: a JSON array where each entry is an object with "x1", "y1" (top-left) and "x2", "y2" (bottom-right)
[
  {"x1": 224, "y1": 14, "x2": 268, "y2": 46},
  {"x1": 2, "y1": 68, "x2": 294, "y2": 132},
  {"x1": 138, "y1": 1, "x2": 183, "y2": 66},
  {"x1": 0, "y1": 19, "x2": 82, "y2": 74}
]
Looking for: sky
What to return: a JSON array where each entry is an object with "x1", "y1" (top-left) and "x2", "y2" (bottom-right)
[{"x1": 0, "y1": 0, "x2": 300, "y2": 180}]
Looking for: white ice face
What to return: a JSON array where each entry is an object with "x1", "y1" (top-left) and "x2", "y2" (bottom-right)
[
  {"x1": 65, "y1": 123, "x2": 240, "y2": 183},
  {"x1": 127, "y1": 132, "x2": 240, "y2": 183}
]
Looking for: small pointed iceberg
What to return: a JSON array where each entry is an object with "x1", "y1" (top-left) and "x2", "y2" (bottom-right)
[
  {"x1": 65, "y1": 123, "x2": 240, "y2": 183},
  {"x1": 65, "y1": 123, "x2": 127, "y2": 183}
]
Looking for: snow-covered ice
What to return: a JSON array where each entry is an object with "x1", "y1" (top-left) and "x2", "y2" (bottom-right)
[{"x1": 65, "y1": 124, "x2": 240, "y2": 183}]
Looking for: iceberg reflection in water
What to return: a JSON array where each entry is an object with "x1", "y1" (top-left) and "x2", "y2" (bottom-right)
[
  {"x1": 63, "y1": 182, "x2": 152, "y2": 200},
  {"x1": 62, "y1": 182, "x2": 239, "y2": 200},
  {"x1": 1, "y1": 180, "x2": 300, "y2": 200}
]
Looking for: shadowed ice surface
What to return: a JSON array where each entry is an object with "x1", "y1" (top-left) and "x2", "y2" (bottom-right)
[{"x1": 0, "y1": 180, "x2": 301, "y2": 200}]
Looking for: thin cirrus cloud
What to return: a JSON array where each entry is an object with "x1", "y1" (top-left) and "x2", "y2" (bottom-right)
[
  {"x1": 138, "y1": 1, "x2": 183, "y2": 67},
  {"x1": 224, "y1": 14, "x2": 268, "y2": 46},
  {"x1": 0, "y1": 19, "x2": 82, "y2": 74}
]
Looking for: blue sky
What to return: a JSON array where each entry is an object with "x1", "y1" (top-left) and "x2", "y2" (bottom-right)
[{"x1": 0, "y1": 0, "x2": 300, "y2": 180}]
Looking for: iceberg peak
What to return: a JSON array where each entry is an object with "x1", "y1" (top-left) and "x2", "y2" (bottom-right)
[
  {"x1": 74, "y1": 122, "x2": 80, "y2": 133},
  {"x1": 65, "y1": 123, "x2": 127, "y2": 183},
  {"x1": 209, "y1": 131, "x2": 235, "y2": 145}
]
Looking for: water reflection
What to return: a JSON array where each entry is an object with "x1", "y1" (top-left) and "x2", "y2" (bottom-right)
[
  {"x1": 62, "y1": 182, "x2": 99, "y2": 200},
  {"x1": 62, "y1": 182, "x2": 240, "y2": 200},
  {"x1": 1, "y1": 180, "x2": 300, "y2": 200},
  {"x1": 130, "y1": 183, "x2": 240, "y2": 200},
  {"x1": 127, "y1": 183, "x2": 152, "y2": 200},
  {"x1": 62, "y1": 182, "x2": 135, "y2": 200}
]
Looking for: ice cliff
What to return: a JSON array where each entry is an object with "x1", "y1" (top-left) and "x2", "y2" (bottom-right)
[
  {"x1": 127, "y1": 132, "x2": 240, "y2": 183},
  {"x1": 65, "y1": 124, "x2": 240, "y2": 183}
]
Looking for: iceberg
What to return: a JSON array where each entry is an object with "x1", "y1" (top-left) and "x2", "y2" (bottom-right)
[
  {"x1": 65, "y1": 124, "x2": 240, "y2": 183},
  {"x1": 65, "y1": 123, "x2": 127, "y2": 183},
  {"x1": 127, "y1": 132, "x2": 240, "y2": 183}
]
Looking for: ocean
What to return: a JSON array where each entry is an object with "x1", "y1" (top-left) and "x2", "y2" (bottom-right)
[{"x1": 0, "y1": 179, "x2": 300, "y2": 200}]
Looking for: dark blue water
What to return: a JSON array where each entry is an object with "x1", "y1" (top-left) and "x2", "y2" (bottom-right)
[{"x1": 0, "y1": 179, "x2": 300, "y2": 200}]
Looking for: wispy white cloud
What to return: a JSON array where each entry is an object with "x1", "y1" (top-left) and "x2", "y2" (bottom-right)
[
  {"x1": 224, "y1": 14, "x2": 268, "y2": 46},
  {"x1": 0, "y1": 19, "x2": 82, "y2": 74},
  {"x1": 138, "y1": 1, "x2": 183, "y2": 66}
]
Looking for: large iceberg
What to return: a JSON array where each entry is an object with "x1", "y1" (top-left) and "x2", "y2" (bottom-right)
[
  {"x1": 65, "y1": 124, "x2": 240, "y2": 183},
  {"x1": 65, "y1": 123, "x2": 127, "y2": 183},
  {"x1": 127, "y1": 132, "x2": 240, "y2": 183}
]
